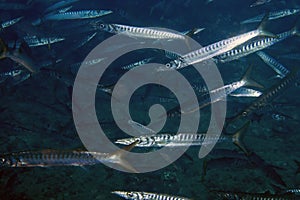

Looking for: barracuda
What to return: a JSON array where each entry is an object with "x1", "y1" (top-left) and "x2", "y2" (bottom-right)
[
  {"x1": 212, "y1": 190, "x2": 296, "y2": 200},
  {"x1": 164, "y1": 14, "x2": 275, "y2": 70},
  {"x1": 116, "y1": 120, "x2": 250, "y2": 154},
  {"x1": 241, "y1": 9, "x2": 300, "y2": 24},
  {"x1": 0, "y1": 141, "x2": 138, "y2": 172},
  {"x1": 1, "y1": 16, "x2": 23, "y2": 30},
  {"x1": 24, "y1": 36, "x2": 65, "y2": 47},
  {"x1": 44, "y1": 9, "x2": 112, "y2": 21},
  {"x1": 43, "y1": 0, "x2": 79, "y2": 14},
  {"x1": 121, "y1": 58, "x2": 154, "y2": 70},
  {"x1": 229, "y1": 87, "x2": 262, "y2": 97},
  {"x1": 256, "y1": 51, "x2": 290, "y2": 78},
  {"x1": 227, "y1": 67, "x2": 300, "y2": 126},
  {"x1": 111, "y1": 191, "x2": 192, "y2": 200},
  {"x1": 216, "y1": 25, "x2": 299, "y2": 63},
  {"x1": 98, "y1": 23, "x2": 186, "y2": 40}
]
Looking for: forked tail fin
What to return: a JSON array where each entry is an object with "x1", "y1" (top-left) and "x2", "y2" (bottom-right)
[
  {"x1": 241, "y1": 66, "x2": 264, "y2": 89},
  {"x1": 114, "y1": 140, "x2": 139, "y2": 173},
  {"x1": 258, "y1": 13, "x2": 276, "y2": 38},
  {"x1": 232, "y1": 121, "x2": 251, "y2": 155}
]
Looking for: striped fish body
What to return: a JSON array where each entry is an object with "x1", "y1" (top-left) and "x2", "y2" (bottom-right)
[
  {"x1": 217, "y1": 30, "x2": 293, "y2": 63},
  {"x1": 44, "y1": 10, "x2": 112, "y2": 20},
  {"x1": 44, "y1": 0, "x2": 79, "y2": 14},
  {"x1": 99, "y1": 23, "x2": 186, "y2": 40},
  {"x1": 241, "y1": 9, "x2": 300, "y2": 24},
  {"x1": 256, "y1": 51, "x2": 290, "y2": 78},
  {"x1": 121, "y1": 58, "x2": 153, "y2": 70},
  {"x1": 1, "y1": 16, "x2": 23, "y2": 29},
  {"x1": 0, "y1": 150, "x2": 117, "y2": 167},
  {"x1": 112, "y1": 191, "x2": 192, "y2": 200},
  {"x1": 213, "y1": 191, "x2": 296, "y2": 200},
  {"x1": 167, "y1": 23, "x2": 273, "y2": 70},
  {"x1": 24, "y1": 36, "x2": 65, "y2": 47},
  {"x1": 229, "y1": 88, "x2": 262, "y2": 97},
  {"x1": 115, "y1": 133, "x2": 233, "y2": 147}
]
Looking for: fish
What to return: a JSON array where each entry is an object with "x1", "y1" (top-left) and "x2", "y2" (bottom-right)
[
  {"x1": 181, "y1": 27, "x2": 205, "y2": 36},
  {"x1": 256, "y1": 51, "x2": 290, "y2": 78},
  {"x1": 70, "y1": 57, "x2": 106, "y2": 74},
  {"x1": 212, "y1": 190, "x2": 295, "y2": 200},
  {"x1": 111, "y1": 191, "x2": 192, "y2": 200},
  {"x1": 98, "y1": 23, "x2": 187, "y2": 40},
  {"x1": 180, "y1": 66, "x2": 263, "y2": 113},
  {"x1": 163, "y1": 14, "x2": 275, "y2": 70},
  {"x1": 216, "y1": 23, "x2": 300, "y2": 63},
  {"x1": 0, "y1": 141, "x2": 138, "y2": 172},
  {"x1": 241, "y1": 9, "x2": 300, "y2": 24},
  {"x1": 250, "y1": 0, "x2": 271, "y2": 7},
  {"x1": 0, "y1": 38, "x2": 39, "y2": 73},
  {"x1": 0, "y1": 16, "x2": 23, "y2": 30},
  {"x1": 227, "y1": 67, "x2": 300, "y2": 127},
  {"x1": 229, "y1": 87, "x2": 262, "y2": 97},
  {"x1": 0, "y1": 69, "x2": 23, "y2": 84},
  {"x1": 23, "y1": 36, "x2": 65, "y2": 47},
  {"x1": 115, "y1": 120, "x2": 250, "y2": 154},
  {"x1": 120, "y1": 57, "x2": 154, "y2": 70},
  {"x1": 43, "y1": 0, "x2": 79, "y2": 14},
  {"x1": 44, "y1": 10, "x2": 113, "y2": 20}
]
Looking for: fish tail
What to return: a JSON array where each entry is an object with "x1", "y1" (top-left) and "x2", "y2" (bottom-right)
[
  {"x1": 291, "y1": 19, "x2": 300, "y2": 36},
  {"x1": 232, "y1": 121, "x2": 251, "y2": 155},
  {"x1": 241, "y1": 66, "x2": 264, "y2": 89},
  {"x1": 115, "y1": 140, "x2": 139, "y2": 173},
  {"x1": 0, "y1": 38, "x2": 8, "y2": 59},
  {"x1": 257, "y1": 13, "x2": 276, "y2": 38}
]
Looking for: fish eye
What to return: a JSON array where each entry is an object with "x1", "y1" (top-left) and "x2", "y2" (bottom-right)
[
  {"x1": 100, "y1": 24, "x2": 105, "y2": 28},
  {"x1": 166, "y1": 63, "x2": 171, "y2": 68},
  {"x1": 242, "y1": 111, "x2": 247, "y2": 117}
]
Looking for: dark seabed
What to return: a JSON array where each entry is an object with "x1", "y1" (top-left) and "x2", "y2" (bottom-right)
[{"x1": 0, "y1": 0, "x2": 300, "y2": 199}]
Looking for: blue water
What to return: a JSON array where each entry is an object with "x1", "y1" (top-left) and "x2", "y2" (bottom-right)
[{"x1": 0, "y1": 0, "x2": 300, "y2": 199}]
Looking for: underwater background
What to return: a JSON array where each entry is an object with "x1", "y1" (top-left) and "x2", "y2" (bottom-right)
[{"x1": 0, "y1": 0, "x2": 300, "y2": 199}]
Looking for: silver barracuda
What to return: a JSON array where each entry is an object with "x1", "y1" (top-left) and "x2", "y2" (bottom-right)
[
  {"x1": 112, "y1": 191, "x2": 192, "y2": 200},
  {"x1": 164, "y1": 14, "x2": 275, "y2": 70},
  {"x1": 0, "y1": 141, "x2": 138, "y2": 172},
  {"x1": 212, "y1": 190, "x2": 296, "y2": 200},
  {"x1": 227, "y1": 67, "x2": 300, "y2": 126},
  {"x1": 116, "y1": 120, "x2": 250, "y2": 154},
  {"x1": 44, "y1": 9, "x2": 113, "y2": 21},
  {"x1": 121, "y1": 58, "x2": 154, "y2": 70},
  {"x1": 24, "y1": 36, "x2": 65, "y2": 47},
  {"x1": 43, "y1": 0, "x2": 79, "y2": 14},
  {"x1": 241, "y1": 9, "x2": 300, "y2": 24},
  {"x1": 250, "y1": 0, "x2": 271, "y2": 7},
  {"x1": 1, "y1": 16, "x2": 23, "y2": 30},
  {"x1": 216, "y1": 25, "x2": 299, "y2": 63},
  {"x1": 229, "y1": 87, "x2": 262, "y2": 97},
  {"x1": 256, "y1": 51, "x2": 290, "y2": 78},
  {"x1": 181, "y1": 67, "x2": 263, "y2": 113},
  {"x1": 98, "y1": 23, "x2": 187, "y2": 40}
]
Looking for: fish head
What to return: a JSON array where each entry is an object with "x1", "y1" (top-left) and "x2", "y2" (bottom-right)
[
  {"x1": 111, "y1": 191, "x2": 140, "y2": 199},
  {"x1": 115, "y1": 137, "x2": 140, "y2": 146}
]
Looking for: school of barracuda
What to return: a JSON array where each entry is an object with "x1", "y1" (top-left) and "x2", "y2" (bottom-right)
[{"x1": 0, "y1": 0, "x2": 300, "y2": 199}]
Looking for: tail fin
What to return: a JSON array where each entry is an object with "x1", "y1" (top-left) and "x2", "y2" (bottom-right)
[
  {"x1": 291, "y1": 18, "x2": 300, "y2": 36},
  {"x1": 0, "y1": 38, "x2": 8, "y2": 59},
  {"x1": 241, "y1": 66, "x2": 264, "y2": 89},
  {"x1": 232, "y1": 121, "x2": 251, "y2": 155},
  {"x1": 258, "y1": 13, "x2": 276, "y2": 38},
  {"x1": 114, "y1": 140, "x2": 139, "y2": 173}
]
